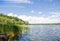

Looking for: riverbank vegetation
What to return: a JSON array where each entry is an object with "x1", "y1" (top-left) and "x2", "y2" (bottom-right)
[{"x1": 0, "y1": 13, "x2": 29, "y2": 41}]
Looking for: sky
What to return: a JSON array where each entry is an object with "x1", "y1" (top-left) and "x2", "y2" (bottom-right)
[{"x1": 0, "y1": 0, "x2": 60, "y2": 23}]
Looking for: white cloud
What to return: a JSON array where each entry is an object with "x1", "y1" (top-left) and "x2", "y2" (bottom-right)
[
  {"x1": 50, "y1": 12, "x2": 60, "y2": 15},
  {"x1": 38, "y1": 12, "x2": 42, "y2": 14},
  {"x1": 19, "y1": 16, "x2": 60, "y2": 23},
  {"x1": 18, "y1": 15, "x2": 60, "y2": 23},
  {"x1": 7, "y1": 13, "x2": 17, "y2": 17},
  {"x1": 31, "y1": 10, "x2": 34, "y2": 13},
  {"x1": 31, "y1": 11, "x2": 42, "y2": 14},
  {"x1": 7, "y1": 13, "x2": 60, "y2": 23},
  {"x1": 5, "y1": 0, "x2": 33, "y2": 4},
  {"x1": 50, "y1": 12, "x2": 60, "y2": 18}
]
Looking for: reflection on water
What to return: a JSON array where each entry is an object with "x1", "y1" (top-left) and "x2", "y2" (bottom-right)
[{"x1": 16, "y1": 25, "x2": 60, "y2": 41}]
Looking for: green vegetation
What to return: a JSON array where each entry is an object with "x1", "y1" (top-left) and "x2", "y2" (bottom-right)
[
  {"x1": 0, "y1": 13, "x2": 29, "y2": 41},
  {"x1": 0, "y1": 13, "x2": 29, "y2": 25}
]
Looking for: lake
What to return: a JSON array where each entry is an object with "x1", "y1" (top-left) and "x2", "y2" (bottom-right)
[{"x1": 15, "y1": 25, "x2": 60, "y2": 41}]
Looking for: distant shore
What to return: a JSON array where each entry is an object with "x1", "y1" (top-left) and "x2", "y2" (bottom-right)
[{"x1": 29, "y1": 23, "x2": 60, "y2": 25}]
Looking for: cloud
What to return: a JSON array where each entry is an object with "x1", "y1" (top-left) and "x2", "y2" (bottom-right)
[
  {"x1": 31, "y1": 10, "x2": 35, "y2": 13},
  {"x1": 7, "y1": 13, "x2": 17, "y2": 17},
  {"x1": 38, "y1": 12, "x2": 42, "y2": 14},
  {"x1": 18, "y1": 15, "x2": 60, "y2": 23},
  {"x1": 7, "y1": 13, "x2": 60, "y2": 23},
  {"x1": 50, "y1": 12, "x2": 60, "y2": 15},
  {"x1": 4, "y1": 0, "x2": 33, "y2": 4},
  {"x1": 31, "y1": 11, "x2": 42, "y2": 14},
  {"x1": 50, "y1": 12, "x2": 60, "y2": 18}
]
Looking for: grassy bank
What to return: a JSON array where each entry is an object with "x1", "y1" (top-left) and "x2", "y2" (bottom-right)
[{"x1": 0, "y1": 13, "x2": 29, "y2": 41}]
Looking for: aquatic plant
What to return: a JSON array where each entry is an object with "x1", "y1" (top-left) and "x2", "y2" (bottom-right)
[{"x1": 0, "y1": 13, "x2": 29, "y2": 41}]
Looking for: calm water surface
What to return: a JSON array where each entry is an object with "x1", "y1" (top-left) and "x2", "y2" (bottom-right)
[{"x1": 16, "y1": 25, "x2": 60, "y2": 41}]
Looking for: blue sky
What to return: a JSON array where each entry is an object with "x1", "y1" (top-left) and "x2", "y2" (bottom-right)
[{"x1": 0, "y1": 0, "x2": 60, "y2": 23}]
